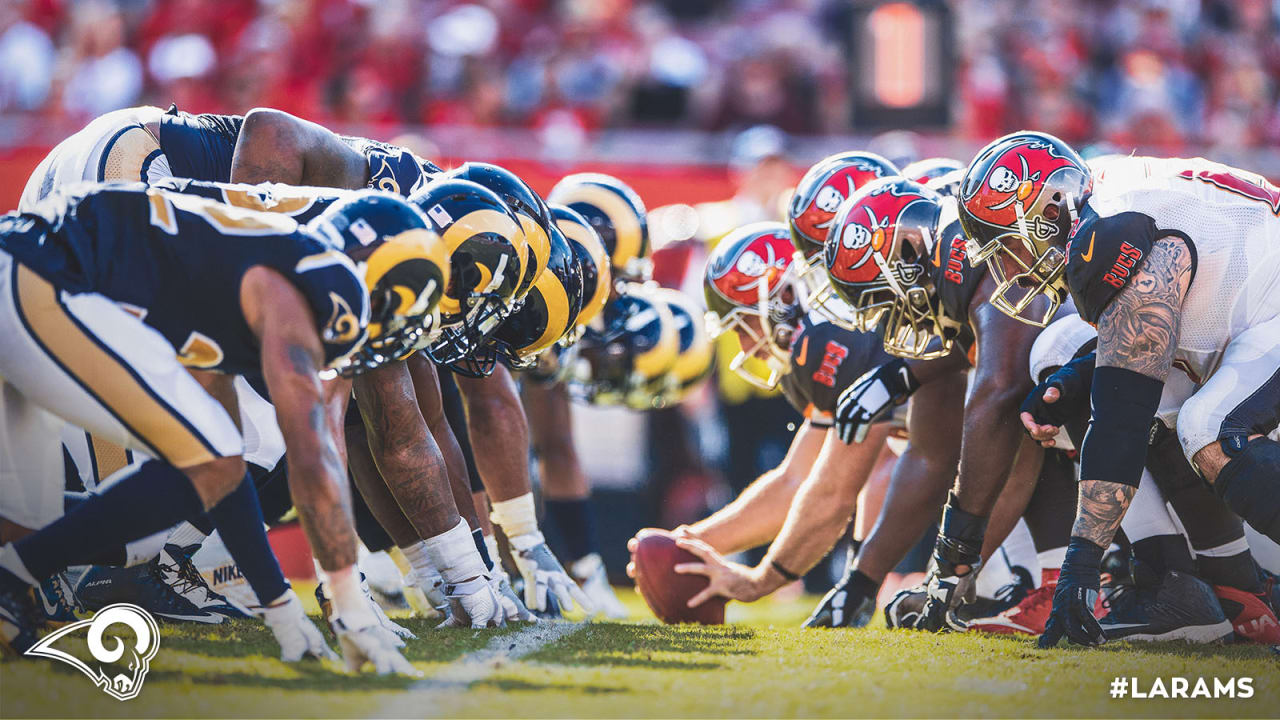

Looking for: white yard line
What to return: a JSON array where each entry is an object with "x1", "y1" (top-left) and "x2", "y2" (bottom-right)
[{"x1": 372, "y1": 621, "x2": 585, "y2": 718}]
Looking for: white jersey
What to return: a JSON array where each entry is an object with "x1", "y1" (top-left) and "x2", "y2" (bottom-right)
[{"x1": 1081, "y1": 156, "x2": 1280, "y2": 384}]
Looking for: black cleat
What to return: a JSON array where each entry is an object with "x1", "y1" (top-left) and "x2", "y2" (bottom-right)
[
  {"x1": 76, "y1": 561, "x2": 223, "y2": 624},
  {"x1": 1100, "y1": 569, "x2": 1233, "y2": 643},
  {"x1": 32, "y1": 572, "x2": 80, "y2": 626},
  {"x1": 155, "y1": 543, "x2": 251, "y2": 620},
  {"x1": 0, "y1": 569, "x2": 44, "y2": 655},
  {"x1": 805, "y1": 570, "x2": 876, "y2": 629}
]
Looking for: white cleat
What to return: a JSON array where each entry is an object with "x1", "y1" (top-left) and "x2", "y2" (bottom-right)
[{"x1": 571, "y1": 553, "x2": 627, "y2": 619}]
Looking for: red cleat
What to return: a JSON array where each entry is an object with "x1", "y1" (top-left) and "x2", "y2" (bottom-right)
[
  {"x1": 969, "y1": 569, "x2": 1059, "y2": 635},
  {"x1": 1214, "y1": 585, "x2": 1280, "y2": 644}
]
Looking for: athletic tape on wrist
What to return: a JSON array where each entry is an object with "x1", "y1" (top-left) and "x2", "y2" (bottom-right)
[
  {"x1": 489, "y1": 492, "x2": 540, "y2": 538},
  {"x1": 424, "y1": 517, "x2": 488, "y2": 583},
  {"x1": 328, "y1": 566, "x2": 377, "y2": 629}
]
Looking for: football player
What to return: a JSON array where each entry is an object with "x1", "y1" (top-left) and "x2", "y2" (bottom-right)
[
  {"x1": 958, "y1": 132, "x2": 1280, "y2": 647},
  {"x1": 624, "y1": 223, "x2": 901, "y2": 624},
  {"x1": 824, "y1": 174, "x2": 1075, "y2": 632},
  {"x1": 0, "y1": 185, "x2": 434, "y2": 674},
  {"x1": 1021, "y1": 314, "x2": 1279, "y2": 643}
]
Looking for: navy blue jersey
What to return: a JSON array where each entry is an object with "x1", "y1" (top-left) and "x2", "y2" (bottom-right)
[
  {"x1": 155, "y1": 107, "x2": 441, "y2": 196},
  {"x1": 1, "y1": 183, "x2": 369, "y2": 374},
  {"x1": 927, "y1": 218, "x2": 983, "y2": 362},
  {"x1": 154, "y1": 178, "x2": 344, "y2": 226},
  {"x1": 779, "y1": 314, "x2": 892, "y2": 426}
]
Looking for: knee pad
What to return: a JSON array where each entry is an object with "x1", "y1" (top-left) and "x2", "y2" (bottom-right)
[{"x1": 1214, "y1": 437, "x2": 1280, "y2": 542}]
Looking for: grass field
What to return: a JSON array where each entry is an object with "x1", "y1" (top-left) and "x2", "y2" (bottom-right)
[{"x1": 2, "y1": 584, "x2": 1278, "y2": 719}]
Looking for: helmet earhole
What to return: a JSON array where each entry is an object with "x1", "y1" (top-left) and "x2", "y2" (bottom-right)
[{"x1": 1043, "y1": 205, "x2": 1059, "y2": 221}]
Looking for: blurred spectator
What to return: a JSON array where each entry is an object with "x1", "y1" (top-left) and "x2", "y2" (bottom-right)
[{"x1": 0, "y1": 0, "x2": 1275, "y2": 154}]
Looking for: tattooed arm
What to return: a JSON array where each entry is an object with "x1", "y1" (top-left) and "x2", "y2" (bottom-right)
[
  {"x1": 242, "y1": 266, "x2": 357, "y2": 571},
  {"x1": 1073, "y1": 236, "x2": 1193, "y2": 547},
  {"x1": 230, "y1": 109, "x2": 369, "y2": 188}
]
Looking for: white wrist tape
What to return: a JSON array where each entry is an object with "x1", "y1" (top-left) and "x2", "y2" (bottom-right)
[
  {"x1": 489, "y1": 492, "x2": 539, "y2": 538},
  {"x1": 261, "y1": 588, "x2": 302, "y2": 626},
  {"x1": 328, "y1": 566, "x2": 377, "y2": 630},
  {"x1": 508, "y1": 531, "x2": 545, "y2": 552},
  {"x1": 424, "y1": 518, "x2": 488, "y2": 584}
]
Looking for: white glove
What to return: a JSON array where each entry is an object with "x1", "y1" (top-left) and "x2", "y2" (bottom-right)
[
  {"x1": 834, "y1": 358, "x2": 920, "y2": 444},
  {"x1": 438, "y1": 576, "x2": 505, "y2": 629},
  {"x1": 333, "y1": 618, "x2": 422, "y2": 676},
  {"x1": 370, "y1": 596, "x2": 416, "y2": 646},
  {"x1": 492, "y1": 572, "x2": 537, "y2": 623},
  {"x1": 405, "y1": 568, "x2": 451, "y2": 621},
  {"x1": 509, "y1": 532, "x2": 594, "y2": 614},
  {"x1": 262, "y1": 589, "x2": 338, "y2": 662}
]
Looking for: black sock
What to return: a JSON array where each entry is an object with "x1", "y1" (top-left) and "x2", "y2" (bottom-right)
[
  {"x1": 1197, "y1": 552, "x2": 1262, "y2": 593},
  {"x1": 544, "y1": 498, "x2": 598, "y2": 561},
  {"x1": 13, "y1": 460, "x2": 204, "y2": 581},
  {"x1": 1131, "y1": 534, "x2": 1197, "y2": 578},
  {"x1": 472, "y1": 529, "x2": 495, "y2": 571},
  {"x1": 207, "y1": 472, "x2": 288, "y2": 605},
  {"x1": 1024, "y1": 450, "x2": 1077, "y2": 553}
]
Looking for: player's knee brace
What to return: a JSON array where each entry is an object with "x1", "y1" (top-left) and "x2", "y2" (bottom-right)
[{"x1": 1214, "y1": 436, "x2": 1280, "y2": 541}]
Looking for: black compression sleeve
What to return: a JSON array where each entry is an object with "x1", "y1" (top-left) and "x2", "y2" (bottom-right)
[{"x1": 1079, "y1": 366, "x2": 1164, "y2": 487}]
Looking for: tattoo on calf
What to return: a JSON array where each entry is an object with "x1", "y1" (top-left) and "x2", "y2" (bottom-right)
[
  {"x1": 1096, "y1": 238, "x2": 1193, "y2": 380},
  {"x1": 1073, "y1": 480, "x2": 1136, "y2": 547}
]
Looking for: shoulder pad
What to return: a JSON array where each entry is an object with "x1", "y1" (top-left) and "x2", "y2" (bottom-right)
[
  {"x1": 930, "y1": 218, "x2": 984, "y2": 326},
  {"x1": 1064, "y1": 208, "x2": 1157, "y2": 324},
  {"x1": 788, "y1": 315, "x2": 890, "y2": 422}
]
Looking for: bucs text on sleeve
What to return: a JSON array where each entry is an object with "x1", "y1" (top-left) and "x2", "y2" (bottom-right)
[{"x1": 779, "y1": 313, "x2": 893, "y2": 426}]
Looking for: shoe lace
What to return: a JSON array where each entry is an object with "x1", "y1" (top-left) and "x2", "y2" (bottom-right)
[{"x1": 157, "y1": 555, "x2": 207, "y2": 597}]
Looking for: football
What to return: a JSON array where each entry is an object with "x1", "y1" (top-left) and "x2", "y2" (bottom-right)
[{"x1": 631, "y1": 529, "x2": 726, "y2": 625}]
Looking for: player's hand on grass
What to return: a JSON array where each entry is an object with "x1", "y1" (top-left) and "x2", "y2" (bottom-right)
[
  {"x1": 262, "y1": 589, "x2": 339, "y2": 662},
  {"x1": 509, "y1": 533, "x2": 593, "y2": 615},
  {"x1": 492, "y1": 573, "x2": 537, "y2": 623},
  {"x1": 673, "y1": 537, "x2": 769, "y2": 606},
  {"x1": 334, "y1": 618, "x2": 422, "y2": 676},
  {"x1": 803, "y1": 569, "x2": 875, "y2": 628},
  {"x1": 915, "y1": 568, "x2": 978, "y2": 633},
  {"x1": 438, "y1": 576, "x2": 506, "y2": 628},
  {"x1": 1038, "y1": 540, "x2": 1106, "y2": 648}
]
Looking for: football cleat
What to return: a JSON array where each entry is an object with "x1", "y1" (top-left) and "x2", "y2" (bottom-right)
[
  {"x1": 77, "y1": 561, "x2": 223, "y2": 624},
  {"x1": 969, "y1": 568, "x2": 1060, "y2": 636},
  {"x1": 0, "y1": 569, "x2": 43, "y2": 655},
  {"x1": 570, "y1": 553, "x2": 627, "y2": 619},
  {"x1": 1213, "y1": 585, "x2": 1280, "y2": 644},
  {"x1": 32, "y1": 572, "x2": 81, "y2": 626},
  {"x1": 359, "y1": 549, "x2": 407, "y2": 608},
  {"x1": 156, "y1": 543, "x2": 252, "y2": 620},
  {"x1": 1099, "y1": 570, "x2": 1233, "y2": 643}
]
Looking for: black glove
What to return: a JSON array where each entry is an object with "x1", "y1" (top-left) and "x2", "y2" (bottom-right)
[
  {"x1": 1020, "y1": 352, "x2": 1095, "y2": 432},
  {"x1": 834, "y1": 358, "x2": 920, "y2": 444},
  {"x1": 1038, "y1": 537, "x2": 1106, "y2": 648},
  {"x1": 915, "y1": 493, "x2": 986, "y2": 632},
  {"x1": 803, "y1": 568, "x2": 878, "y2": 628}
]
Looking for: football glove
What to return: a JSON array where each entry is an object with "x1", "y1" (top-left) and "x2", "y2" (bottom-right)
[
  {"x1": 262, "y1": 589, "x2": 338, "y2": 662},
  {"x1": 438, "y1": 576, "x2": 506, "y2": 629},
  {"x1": 834, "y1": 359, "x2": 920, "y2": 444},
  {"x1": 884, "y1": 583, "x2": 927, "y2": 629},
  {"x1": 1021, "y1": 352, "x2": 1095, "y2": 432},
  {"x1": 803, "y1": 567, "x2": 876, "y2": 628},
  {"x1": 1039, "y1": 538, "x2": 1106, "y2": 648},
  {"x1": 492, "y1": 572, "x2": 537, "y2": 623},
  {"x1": 915, "y1": 493, "x2": 986, "y2": 632},
  {"x1": 333, "y1": 617, "x2": 421, "y2": 675},
  {"x1": 509, "y1": 532, "x2": 593, "y2": 614}
]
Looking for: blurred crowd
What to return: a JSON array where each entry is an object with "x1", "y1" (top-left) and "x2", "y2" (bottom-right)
[{"x1": 1, "y1": 0, "x2": 1278, "y2": 149}]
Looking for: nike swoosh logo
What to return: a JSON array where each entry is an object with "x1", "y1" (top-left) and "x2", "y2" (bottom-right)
[
  {"x1": 36, "y1": 590, "x2": 59, "y2": 616},
  {"x1": 1080, "y1": 231, "x2": 1096, "y2": 262},
  {"x1": 932, "y1": 234, "x2": 944, "y2": 267},
  {"x1": 898, "y1": 366, "x2": 912, "y2": 388},
  {"x1": 1099, "y1": 621, "x2": 1148, "y2": 630}
]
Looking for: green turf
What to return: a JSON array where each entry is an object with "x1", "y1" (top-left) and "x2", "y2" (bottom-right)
[{"x1": 2, "y1": 587, "x2": 1277, "y2": 718}]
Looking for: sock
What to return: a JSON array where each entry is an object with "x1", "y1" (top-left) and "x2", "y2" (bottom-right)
[
  {"x1": 472, "y1": 528, "x2": 494, "y2": 571},
  {"x1": 484, "y1": 534, "x2": 503, "y2": 576},
  {"x1": 1131, "y1": 534, "x2": 1196, "y2": 577},
  {"x1": 206, "y1": 472, "x2": 288, "y2": 606},
  {"x1": 1196, "y1": 538, "x2": 1262, "y2": 593},
  {"x1": 544, "y1": 497, "x2": 598, "y2": 561},
  {"x1": 10, "y1": 460, "x2": 204, "y2": 583},
  {"x1": 125, "y1": 530, "x2": 170, "y2": 567},
  {"x1": 166, "y1": 521, "x2": 208, "y2": 549}
]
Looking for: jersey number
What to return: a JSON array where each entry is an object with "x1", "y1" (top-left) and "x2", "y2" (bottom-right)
[
  {"x1": 812, "y1": 340, "x2": 849, "y2": 388},
  {"x1": 1178, "y1": 168, "x2": 1280, "y2": 215},
  {"x1": 148, "y1": 190, "x2": 298, "y2": 236},
  {"x1": 178, "y1": 331, "x2": 225, "y2": 369}
]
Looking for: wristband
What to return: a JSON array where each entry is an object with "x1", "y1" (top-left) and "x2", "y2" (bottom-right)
[
  {"x1": 938, "y1": 492, "x2": 987, "y2": 552},
  {"x1": 770, "y1": 560, "x2": 800, "y2": 582},
  {"x1": 424, "y1": 517, "x2": 488, "y2": 583},
  {"x1": 490, "y1": 492, "x2": 540, "y2": 537},
  {"x1": 328, "y1": 566, "x2": 377, "y2": 630}
]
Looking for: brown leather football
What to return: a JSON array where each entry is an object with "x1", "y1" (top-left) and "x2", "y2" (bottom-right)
[{"x1": 631, "y1": 529, "x2": 726, "y2": 625}]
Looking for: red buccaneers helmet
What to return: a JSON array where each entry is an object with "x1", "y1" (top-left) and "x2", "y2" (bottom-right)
[
  {"x1": 824, "y1": 177, "x2": 957, "y2": 358},
  {"x1": 703, "y1": 222, "x2": 802, "y2": 389},
  {"x1": 958, "y1": 131, "x2": 1091, "y2": 326},
  {"x1": 787, "y1": 151, "x2": 899, "y2": 330}
]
